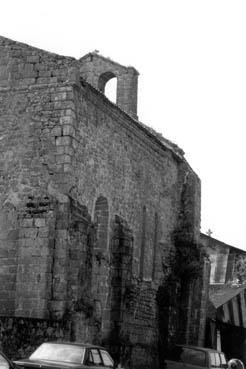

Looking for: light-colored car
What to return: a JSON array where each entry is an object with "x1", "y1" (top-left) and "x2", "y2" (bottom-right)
[{"x1": 0, "y1": 342, "x2": 115, "y2": 369}]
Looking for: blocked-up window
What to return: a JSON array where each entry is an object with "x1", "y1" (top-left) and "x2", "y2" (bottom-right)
[
  {"x1": 94, "y1": 196, "x2": 109, "y2": 251},
  {"x1": 152, "y1": 213, "x2": 158, "y2": 280},
  {"x1": 139, "y1": 205, "x2": 146, "y2": 279}
]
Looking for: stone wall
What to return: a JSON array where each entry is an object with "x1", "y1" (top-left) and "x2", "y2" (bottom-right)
[
  {"x1": 0, "y1": 317, "x2": 69, "y2": 360},
  {"x1": 0, "y1": 36, "x2": 75, "y2": 318},
  {"x1": 0, "y1": 35, "x2": 207, "y2": 369}
]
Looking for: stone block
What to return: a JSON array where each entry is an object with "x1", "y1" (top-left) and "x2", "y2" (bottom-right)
[
  {"x1": 60, "y1": 116, "x2": 73, "y2": 124},
  {"x1": 34, "y1": 218, "x2": 46, "y2": 227},
  {"x1": 62, "y1": 125, "x2": 75, "y2": 136},
  {"x1": 51, "y1": 126, "x2": 62, "y2": 137},
  {"x1": 55, "y1": 136, "x2": 71, "y2": 146},
  {"x1": 0, "y1": 66, "x2": 8, "y2": 79},
  {"x1": 53, "y1": 92, "x2": 67, "y2": 101},
  {"x1": 20, "y1": 218, "x2": 34, "y2": 228}
]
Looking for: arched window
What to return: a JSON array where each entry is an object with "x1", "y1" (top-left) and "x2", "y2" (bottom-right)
[
  {"x1": 94, "y1": 196, "x2": 109, "y2": 251},
  {"x1": 98, "y1": 71, "x2": 117, "y2": 103},
  {"x1": 139, "y1": 206, "x2": 146, "y2": 279}
]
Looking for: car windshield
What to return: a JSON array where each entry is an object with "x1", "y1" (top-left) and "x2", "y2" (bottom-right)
[{"x1": 30, "y1": 343, "x2": 85, "y2": 364}]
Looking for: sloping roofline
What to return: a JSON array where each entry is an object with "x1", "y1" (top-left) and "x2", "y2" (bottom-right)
[
  {"x1": 209, "y1": 283, "x2": 246, "y2": 308},
  {"x1": 200, "y1": 233, "x2": 246, "y2": 254}
]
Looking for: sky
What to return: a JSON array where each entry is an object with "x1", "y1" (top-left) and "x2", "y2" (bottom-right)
[{"x1": 1, "y1": 0, "x2": 246, "y2": 249}]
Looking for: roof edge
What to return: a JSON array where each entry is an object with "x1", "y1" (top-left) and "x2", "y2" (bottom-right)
[
  {"x1": 79, "y1": 77, "x2": 185, "y2": 160},
  {"x1": 79, "y1": 52, "x2": 139, "y2": 75},
  {"x1": 200, "y1": 233, "x2": 246, "y2": 254}
]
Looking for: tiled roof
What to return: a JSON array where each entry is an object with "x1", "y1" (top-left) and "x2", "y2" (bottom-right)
[{"x1": 209, "y1": 283, "x2": 246, "y2": 308}]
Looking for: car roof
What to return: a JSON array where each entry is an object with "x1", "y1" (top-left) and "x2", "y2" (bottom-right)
[
  {"x1": 176, "y1": 345, "x2": 224, "y2": 354},
  {"x1": 44, "y1": 342, "x2": 105, "y2": 350}
]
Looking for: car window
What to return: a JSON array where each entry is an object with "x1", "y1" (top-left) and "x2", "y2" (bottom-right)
[
  {"x1": 220, "y1": 354, "x2": 227, "y2": 367},
  {"x1": 89, "y1": 349, "x2": 103, "y2": 366},
  {"x1": 30, "y1": 343, "x2": 85, "y2": 364},
  {"x1": 210, "y1": 353, "x2": 221, "y2": 368},
  {"x1": 180, "y1": 348, "x2": 206, "y2": 367},
  {"x1": 0, "y1": 355, "x2": 9, "y2": 369},
  {"x1": 210, "y1": 353, "x2": 216, "y2": 367},
  {"x1": 100, "y1": 350, "x2": 114, "y2": 367}
]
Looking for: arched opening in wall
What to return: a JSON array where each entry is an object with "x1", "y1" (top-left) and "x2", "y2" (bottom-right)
[
  {"x1": 98, "y1": 71, "x2": 117, "y2": 103},
  {"x1": 105, "y1": 77, "x2": 117, "y2": 103},
  {"x1": 94, "y1": 196, "x2": 109, "y2": 251}
]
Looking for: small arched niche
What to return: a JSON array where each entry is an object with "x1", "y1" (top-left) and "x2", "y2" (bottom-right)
[
  {"x1": 94, "y1": 196, "x2": 109, "y2": 251},
  {"x1": 98, "y1": 71, "x2": 117, "y2": 103}
]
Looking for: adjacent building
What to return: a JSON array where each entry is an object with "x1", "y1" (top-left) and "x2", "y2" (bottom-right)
[{"x1": 201, "y1": 234, "x2": 246, "y2": 363}]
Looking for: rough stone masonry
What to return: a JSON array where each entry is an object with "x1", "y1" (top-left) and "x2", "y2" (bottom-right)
[{"x1": 0, "y1": 36, "x2": 209, "y2": 369}]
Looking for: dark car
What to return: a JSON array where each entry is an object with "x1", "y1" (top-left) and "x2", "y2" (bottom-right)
[
  {"x1": 165, "y1": 345, "x2": 242, "y2": 369},
  {"x1": 0, "y1": 342, "x2": 115, "y2": 369}
]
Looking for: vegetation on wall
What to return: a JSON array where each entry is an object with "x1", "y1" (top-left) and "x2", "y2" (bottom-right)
[
  {"x1": 157, "y1": 232, "x2": 208, "y2": 363},
  {"x1": 173, "y1": 233, "x2": 207, "y2": 280}
]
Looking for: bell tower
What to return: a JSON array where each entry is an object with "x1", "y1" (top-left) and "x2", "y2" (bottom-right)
[{"x1": 79, "y1": 52, "x2": 139, "y2": 120}]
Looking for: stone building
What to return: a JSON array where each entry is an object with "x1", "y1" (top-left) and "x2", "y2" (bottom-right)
[{"x1": 0, "y1": 36, "x2": 208, "y2": 368}]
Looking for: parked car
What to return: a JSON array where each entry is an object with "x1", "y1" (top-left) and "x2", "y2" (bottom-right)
[
  {"x1": 165, "y1": 345, "x2": 233, "y2": 369},
  {"x1": 0, "y1": 342, "x2": 115, "y2": 369}
]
